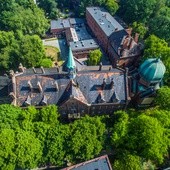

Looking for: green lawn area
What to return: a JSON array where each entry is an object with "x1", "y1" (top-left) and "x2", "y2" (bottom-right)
[{"x1": 44, "y1": 45, "x2": 64, "y2": 66}]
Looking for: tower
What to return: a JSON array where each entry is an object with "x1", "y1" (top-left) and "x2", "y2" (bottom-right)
[
  {"x1": 131, "y1": 58, "x2": 166, "y2": 107},
  {"x1": 139, "y1": 58, "x2": 166, "y2": 87},
  {"x1": 66, "y1": 47, "x2": 76, "y2": 79}
]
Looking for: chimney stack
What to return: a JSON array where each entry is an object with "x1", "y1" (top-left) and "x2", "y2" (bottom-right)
[
  {"x1": 42, "y1": 95, "x2": 48, "y2": 105},
  {"x1": 102, "y1": 78, "x2": 106, "y2": 90},
  {"x1": 55, "y1": 81, "x2": 59, "y2": 91},
  {"x1": 28, "y1": 80, "x2": 33, "y2": 89},
  {"x1": 41, "y1": 66, "x2": 45, "y2": 74},
  {"x1": 99, "y1": 62, "x2": 102, "y2": 71},
  {"x1": 37, "y1": 81, "x2": 43, "y2": 92},
  {"x1": 110, "y1": 78, "x2": 114, "y2": 89},
  {"x1": 32, "y1": 67, "x2": 36, "y2": 74},
  {"x1": 18, "y1": 63, "x2": 25, "y2": 72},
  {"x1": 134, "y1": 33, "x2": 139, "y2": 43},
  {"x1": 9, "y1": 92, "x2": 16, "y2": 99},
  {"x1": 25, "y1": 95, "x2": 31, "y2": 106},
  {"x1": 9, "y1": 70, "x2": 15, "y2": 77}
]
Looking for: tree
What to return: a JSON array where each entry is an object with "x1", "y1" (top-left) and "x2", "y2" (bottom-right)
[
  {"x1": 39, "y1": 105, "x2": 60, "y2": 125},
  {"x1": 15, "y1": 130, "x2": 42, "y2": 169},
  {"x1": 37, "y1": 0, "x2": 59, "y2": 19},
  {"x1": 149, "y1": 6, "x2": 170, "y2": 42},
  {"x1": 121, "y1": 0, "x2": 163, "y2": 23},
  {"x1": 0, "y1": 31, "x2": 51, "y2": 71},
  {"x1": 40, "y1": 58, "x2": 53, "y2": 68},
  {"x1": 45, "y1": 125, "x2": 69, "y2": 166},
  {"x1": 154, "y1": 86, "x2": 170, "y2": 110},
  {"x1": 105, "y1": 0, "x2": 119, "y2": 16},
  {"x1": 88, "y1": 49, "x2": 102, "y2": 66},
  {"x1": 144, "y1": 35, "x2": 170, "y2": 84},
  {"x1": 113, "y1": 153, "x2": 142, "y2": 170},
  {"x1": 0, "y1": 1, "x2": 49, "y2": 36},
  {"x1": 18, "y1": 35, "x2": 46, "y2": 68},
  {"x1": 127, "y1": 115, "x2": 168, "y2": 163},
  {"x1": 0, "y1": 104, "x2": 22, "y2": 130},
  {"x1": 131, "y1": 22, "x2": 148, "y2": 39},
  {"x1": 111, "y1": 111, "x2": 129, "y2": 148},
  {"x1": 66, "y1": 116, "x2": 106, "y2": 162},
  {"x1": 0, "y1": 129, "x2": 16, "y2": 170}
]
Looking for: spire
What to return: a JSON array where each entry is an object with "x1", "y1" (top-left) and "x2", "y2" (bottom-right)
[
  {"x1": 66, "y1": 47, "x2": 76, "y2": 79},
  {"x1": 66, "y1": 47, "x2": 76, "y2": 70}
]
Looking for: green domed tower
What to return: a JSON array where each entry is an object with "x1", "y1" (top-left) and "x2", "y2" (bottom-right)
[
  {"x1": 131, "y1": 58, "x2": 166, "y2": 107},
  {"x1": 139, "y1": 58, "x2": 166, "y2": 86}
]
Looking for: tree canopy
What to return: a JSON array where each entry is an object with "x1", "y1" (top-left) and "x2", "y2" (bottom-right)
[
  {"x1": 144, "y1": 35, "x2": 170, "y2": 84},
  {"x1": 0, "y1": 0, "x2": 49, "y2": 36},
  {"x1": 0, "y1": 31, "x2": 51, "y2": 71},
  {"x1": 88, "y1": 49, "x2": 102, "y2": 66}
]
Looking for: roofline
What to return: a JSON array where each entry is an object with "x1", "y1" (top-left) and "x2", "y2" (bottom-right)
[{"x1": 61, "y1": 155, "x2": 112, "y2": 170}]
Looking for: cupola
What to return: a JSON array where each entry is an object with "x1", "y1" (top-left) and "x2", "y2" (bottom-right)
[{"x1": 139, "y1": 58, "x2": 166, "y2": 86}]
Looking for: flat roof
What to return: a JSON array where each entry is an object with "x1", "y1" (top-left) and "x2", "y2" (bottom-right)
[
  {"x1": 86, "y1": 7, "x2": 124, "y2": 37},
  {"x1": 61, "y1": 155, "x2": 113, "y2": 170},
  {"x1": 51, "y1": 18, "x2": 85, "y2": 30},
  {"x1": 70, "y1": 39, "x2": 99, "y2": 51}
]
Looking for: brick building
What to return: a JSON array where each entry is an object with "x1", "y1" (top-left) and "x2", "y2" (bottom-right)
[
  {"x1": 6, "y1": 48, "x2": 129, "y2": 118},
  {"x1": 51, "y1": 18, "x2": 99, "y2": 59},
  {"x1": 86, "y1": 7, "x2": 142, "y2": 67},
  {"x1": 0, "y1": 49, "x2": 166, "y2": 118}
]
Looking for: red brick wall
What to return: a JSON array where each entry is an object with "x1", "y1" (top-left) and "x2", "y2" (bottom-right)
[{"x1": 86, "y1": 10, "x2": 109, "y2": 52}]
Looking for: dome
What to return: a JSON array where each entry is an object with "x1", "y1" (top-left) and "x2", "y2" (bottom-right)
[{"x1": 139, "y1": 58, "x2": 166, "y2": 83}]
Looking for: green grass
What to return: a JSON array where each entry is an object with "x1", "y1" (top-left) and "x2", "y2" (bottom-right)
[{"x1": 44, "y1": 45, "x2": 64, "y2": 66}]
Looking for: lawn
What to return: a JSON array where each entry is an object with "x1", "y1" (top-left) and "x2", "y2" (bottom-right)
[{"x1": 44, "y1": 45, "x2": 64, "y2": 66}]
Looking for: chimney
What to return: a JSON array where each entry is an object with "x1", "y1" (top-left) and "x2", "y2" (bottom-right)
[
  {"x1": 41, "y1": 66, "x2": 45, "y2": 74},
  {"x1": 99, "y1": 62, "x2": 102, "y2": 71},
  {"x1": 37, "y1": 81, "x2": 43, "y2": 92},
  {"x1": 18, "y1": 63, "x2": 25, "y2": 72},
  {"x1": 9, "y1": 92, "x2": 16, "y2": 99},
  {"x1": 55, "y1": 81, "x2": 59, "y2": 91},
  {"x1": 56, "y1": 66, "x2": 60, "y2": 72},
  {"x1": 134, "y1": 33, "x2": 139, "y2": 43},
  {"x1": 9, "y1": 70, "x2": 15, "y2": 77},
  {"x1": 25, "y1": 95, "x2": 31, "y2": 106},
  {"x1": 28, "y1": 80, "x2": 33, "y2": 89},
  {"x1": 32, "y1": 67, "x2": 36, "y2": 74},
  {"x1": 126, "y1": 28, "x2": 132, "y2": 35},
  {"x1": 110, "y1": 78, "x2": 114, "y2": 89},
  {"x1": 42, "y1": 95, "x2": 48, "y2": 105},
  {"x1": 102, "y1": 78, "x2": 106, "y2": 90},
  {"x1": 115, "y1": 28, "x2": 118, "y2": 31},
  {"x1": 97, "y1": 92, "x2": 105, "y2": 103}
]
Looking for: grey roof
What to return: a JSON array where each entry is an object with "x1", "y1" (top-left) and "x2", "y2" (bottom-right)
[
  {"x1": 109, "y1": 29, "x2": 128, "y2": 54},
  {"x1": 70, "y1": 39, "x2": 99, "y2": 51},
  {"x1": 0, "y1": 76, "x2": 12, "y2": 104},
  {"x1": 61, "y1": 155, "x2": 112, "y2": 170},
  {"x1": 86, "y1": 7, "x2": 124, "y2": 37},
  {"x1": 51, "y1": 18, "x2": 85, "y2": 30},
  {"x1": 69, "y1": 18, "x2": 85, "y2": 25},
  {"x1": 51, "y1": 19, "x2": 70, "y2": 30},
  {"x1": 13, "y1": 66, "x2": 127, "y2": 107}
]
